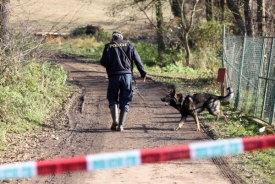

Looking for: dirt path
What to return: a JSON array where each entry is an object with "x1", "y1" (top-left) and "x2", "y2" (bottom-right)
[{"x1": 9, "y1": 58, "x2": 243, "y2": 184}]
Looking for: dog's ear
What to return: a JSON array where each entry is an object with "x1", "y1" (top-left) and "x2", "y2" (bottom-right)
[
  {"x1": 167, "y1": 88, "x2": 174, "y2": 96},
  {"x1": 168, "y1": 87, "x2": 176, "y2": 95},
  {"x1": 172, "y1": 88, "x2": 177, "y2": 97}
]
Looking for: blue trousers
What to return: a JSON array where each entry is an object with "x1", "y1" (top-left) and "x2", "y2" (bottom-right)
[{"x1": 107, "y1": 74, "x2": 133, "y2": 112}]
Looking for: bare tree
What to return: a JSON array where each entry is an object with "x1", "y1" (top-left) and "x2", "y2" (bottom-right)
[
  {"x1": 265, "y1": 0, "x2": 275, "y2": 35},
  {"x1": 170, "y1": 0, "x2": 182, "y2": 17},
  {"x1": 221, "y1": 0, "x2": 225, "y2": 21},
  {"x1": 257, "y1": 0, "x2": 266, "y2": 35},
  {"x1": 226, "y1": 0, "x2": 246, "y2": 35},
  {"x1": 155, "y1": 0, "x2": 165, "y2": 63},
  {"x1": 205, "y1": 0, "x2": 213, "y2": 21},
  {"x1": 244, "y1": 0, "x2": 253, "y2": 36},
  {"x1": 174, "y1": 0, "x2": 200, "y2": 66},
  {"x1": 126, "y1": 0, "x2": 166, "y2": 63},
  {"x1": 0, "y1": 0, "x2": 10, "y2": 44}
]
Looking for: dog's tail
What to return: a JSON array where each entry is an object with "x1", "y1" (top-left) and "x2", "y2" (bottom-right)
[{"x1": 219, "y1": 87, "x2": 234, "y2": 101}]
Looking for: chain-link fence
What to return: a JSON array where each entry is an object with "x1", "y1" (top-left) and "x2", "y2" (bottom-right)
[{"x1": 222, "y1": 26, "x2": 275, "y2": 124}]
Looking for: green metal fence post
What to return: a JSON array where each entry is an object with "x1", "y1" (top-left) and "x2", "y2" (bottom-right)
[
  {"x1": 261, "y1": 38, "x2": 275, "y2": 121},
  {"x1": 221, "y1": 25, "x2": 227, "y2": 94},
  {"x1": 222, "y1": 25, "x2": 226, "y2": 68},
  {"x1": 269, "y1": 84, "x2": 275, "y2": 124},
  {"x1": 235, "y1": 33, "x2": 247, "y2": 109},
  {"x1": 254, "y1": 36, "x2": 267, "y2": 116}
]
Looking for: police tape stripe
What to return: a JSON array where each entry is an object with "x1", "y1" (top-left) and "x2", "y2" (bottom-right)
[
  {"x1": 37, "y1": 156, "x2": 87, "y2": 175},
  {"x1": 86, "y1": 150, "x2": 141, "y2": 171},
  {"x1": 190, "y1": 138, "x2": 243, "y2": 159},
  {"x1": 0, "y1": 161, "x2": 37, "y2": 179},
  {"x1": 1, "y1": 134, "x2": 275, "y2": 180}
]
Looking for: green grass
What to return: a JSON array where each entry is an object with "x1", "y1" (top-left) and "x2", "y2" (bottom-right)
[
  {"x1": 201, "y1": 105, "x2": 275, "y2": 184},
  {"x1": 0, "y1": 60, "x2": 71, "y2": 150},
  {"x1": 52, "y1": 35, "x2": 221, "y2": 80},
  {"x1": 45, "y1": 37, "x2": 105, "y2": 62}
]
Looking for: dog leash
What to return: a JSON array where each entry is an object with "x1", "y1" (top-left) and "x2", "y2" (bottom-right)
[{"x1": 113, "y1": 41, "x2": 138, "y2": 91}]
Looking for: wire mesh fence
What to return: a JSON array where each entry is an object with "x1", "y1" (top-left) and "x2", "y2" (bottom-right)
[{"x1": 223, "y1": 26, "x2": 275, "y2": 125}]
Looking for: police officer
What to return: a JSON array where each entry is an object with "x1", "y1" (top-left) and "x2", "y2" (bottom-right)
[{"x1": 100, "y1": 31, "x2": 147, "y2": 131}]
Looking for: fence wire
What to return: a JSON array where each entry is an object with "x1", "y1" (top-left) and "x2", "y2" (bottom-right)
[{"x1": 223, "y1": 29, "x2": 275, "y2": 124}]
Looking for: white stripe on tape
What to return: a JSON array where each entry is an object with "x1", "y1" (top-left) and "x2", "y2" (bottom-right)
[
  {"x1": 190, "y1": 138, "x2": 244, "y2": 159},
  {"x1": 86, "y1": 150, "x2": 141, "y2": 171},
  {"x1": 0, "y1": 161, "x2": 37, "y2": 180}
]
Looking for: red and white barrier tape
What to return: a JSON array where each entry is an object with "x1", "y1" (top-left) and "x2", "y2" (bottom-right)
[{"x1": 1, "y1": 134, "x2": 275, "y2": 180}]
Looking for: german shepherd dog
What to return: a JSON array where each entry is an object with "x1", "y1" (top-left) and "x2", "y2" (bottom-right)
[{"x1": 161, "y1": 87, "x2": 234, "y2": 131}]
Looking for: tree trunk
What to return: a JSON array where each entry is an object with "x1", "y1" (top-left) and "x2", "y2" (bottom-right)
[
  {"x1": 214, "y1": 0, "x2": 224, "y2": 21},
  {"x1": 205, "y1": 0, "x2": 213, "y2": 21},
  {"x1": 183, "y1": 33, "x2": 191, "y2": 66},
  {"x1": 169, "y1": 0, "x2": 181, "y2": 18},
  {"x1": 168, "y1": 0, "x2": 198, "y2": 66},
  {"x1": 0, "y1": 0, "x2": 10, "y2": 44},
  {"x1": 244, "y1": 0, "x2": 253, "y2": 36},
  {"x1": 155, "y1": 0, "x2": 165, "y2": 64},
  {"x1": 221, "y1": 0, "x2": 225, "y2": 21},
  {"x1": 180, "y1": 0, "x2": 198, "y2": 66},
  {"x1": 257, "y1": 0, "x2": 266, "y2": 35},
  {"x1": 226, "y1": 0, "x2": 246, "y2": 35}
]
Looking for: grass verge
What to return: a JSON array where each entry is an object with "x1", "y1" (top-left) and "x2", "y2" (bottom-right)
[{"x1": 0, "y1": 60, "x2": 72, "y2": 151}]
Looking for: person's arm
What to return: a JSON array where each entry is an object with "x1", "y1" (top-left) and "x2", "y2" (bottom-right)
[
  {"x1": 132, "y1": 47, "x2": 147, "y2": 81},
  {"x1": 100, "y1": 45, "x2": 109, "y2": 68}
]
